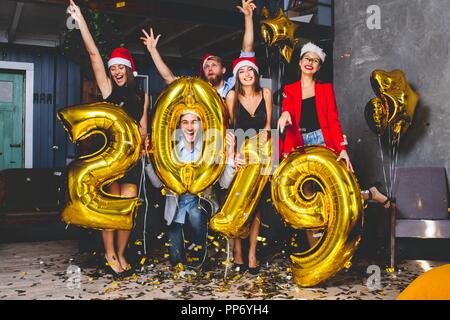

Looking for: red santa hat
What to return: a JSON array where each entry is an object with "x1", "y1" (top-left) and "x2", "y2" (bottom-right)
[
  {"x1": 199, "y1": 53, "x2": 220, "y2": 76},
  {"x1": 232, "y1": 57, "x2": 259, "y2": 77},
  {"x1": 107, "y1": 47, "x2": 138, "y2": 77}
]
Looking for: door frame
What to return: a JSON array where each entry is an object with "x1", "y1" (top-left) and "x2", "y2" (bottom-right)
[{"x1": 0, "y1": 61, "x2": 34, "y2": 168}]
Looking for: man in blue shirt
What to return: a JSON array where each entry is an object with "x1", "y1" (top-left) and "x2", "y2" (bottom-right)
[
  {"x1": 141, "y1": 0, "x2": 257, "y2": 99},
  {"x1": 146, "y1": 111, "x2": 238, "y2": 269}
]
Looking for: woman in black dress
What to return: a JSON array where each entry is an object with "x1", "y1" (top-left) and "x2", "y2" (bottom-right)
[
  {"x1": 225, "y1": 57, "x2": 272, "y2": 275},
  {"x1": 68, "y1": 0, "x2": 149, "y2": 277}
]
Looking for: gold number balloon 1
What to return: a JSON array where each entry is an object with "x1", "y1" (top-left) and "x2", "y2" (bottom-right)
[
  {"x1": 150, "y1": 77, "x2": 226, "y2": 195},
  {"x1": 210, "y1": 130, "x2": 272, "y2": 239},
  {"x1": 57, "y1": 102, "x2": 142, "y2": 230},
  {"x1": 271, "y1": 146, "x2": 364, "y2": 287}
]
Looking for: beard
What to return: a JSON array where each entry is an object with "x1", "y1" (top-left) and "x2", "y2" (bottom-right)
[{"x1": 206, "y1": 73, "x2": 223, "y2": 87}]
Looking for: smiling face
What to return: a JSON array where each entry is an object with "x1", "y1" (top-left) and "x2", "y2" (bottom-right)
[
  {"x1": 299, "y1": 52, "x2": 322, "y2": 77},
  {"x1": 179, "y1": 113, "x2": 201, "y2": 145},
  {"x1": 237, "y1": 66, "x2": 257, "y2": 86},
  {"x1": 109, "y1": 64, "x2": 128, "y2": 87},
  {"x1": 203, "y1": 58, "x2": 226, "y2": 86}
]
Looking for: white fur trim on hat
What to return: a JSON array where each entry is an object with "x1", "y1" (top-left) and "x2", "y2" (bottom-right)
[
  {"x1": 232, "y1": 60, "x2": 259, "y2": 76},
  {"x1": 107, "y1": 57, "x2": 132, "y2": 69},
  {"x1": 202, "y1": 55, "x2": 218, "y2": 70},
  {"x1": 300, "y1": 42, "x2": 326, "y2": 63}
]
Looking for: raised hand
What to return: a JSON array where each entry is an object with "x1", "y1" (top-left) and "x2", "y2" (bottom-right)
[
  {"x1": 140, "y1": 28, "x2": 161, "y2": 51},
  {"x1": 67, "y1": 0, "x2": 83, "y2": 23},
  {"x1": 237, "y1": 0, "x2": 256, "y2": 16}
]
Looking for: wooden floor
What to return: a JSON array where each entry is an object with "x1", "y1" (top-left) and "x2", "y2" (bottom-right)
[{"x1": 0, "y1": 240, "x2": 446, "y2": 300}]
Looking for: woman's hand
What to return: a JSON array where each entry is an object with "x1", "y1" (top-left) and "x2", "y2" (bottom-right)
[
  {"x1": 237, "y1": 0, "x2": 256, "y2": 17},
  {"x1": 225, "y1": 131, "x2": 236, "y2": 156},
  {"x1": 337, "y1": 150, "x2": 354, "y2": 172},
  {"x1": 235, "y1": 153, "x2": 246, "y2": 169},
  {"x1": 67, "y1": 0, "x2": 83, "y2": 23},
  {"x1": 140, "y1": 28, "x2": 161, "y2": 52},
  {"x1": 140, "y1": 135, "x2": 151, "y2": 158},
  {"x1": 277, "y1": 111, "x2": 292, "y2": 134}
]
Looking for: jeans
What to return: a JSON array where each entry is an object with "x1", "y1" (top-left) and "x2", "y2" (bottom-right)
[
  {"x1": 302, "y1": 129, "x2": 325, "y2": 146},
  {"x1": 167, "y1": 197, "x2": 208, "y2": 267}
]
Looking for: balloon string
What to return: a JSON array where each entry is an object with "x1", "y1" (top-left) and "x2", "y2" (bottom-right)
[
  {"x1": 387, "y1": 129, "x2": 393, "y2": 196},
  {"x1": 378, "y1": 135, "x2": 389, "y2": 196},
  {"x1": 392, "y1": 134, "x2": 401, "y2": 197},
  {"x1": 139, "y1": 157, "x2": 149, "y2": 256},
  {"x1": 265, "y1": 45, "x2": 271, "y2": 78},
  {"x1": 224, "y1": 239, "x2": 230, "y2": 282}
]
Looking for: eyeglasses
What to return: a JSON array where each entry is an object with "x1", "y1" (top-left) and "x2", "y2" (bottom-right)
[{"x1": 303, "y1": 57, "x2": 321, "y2": 65}]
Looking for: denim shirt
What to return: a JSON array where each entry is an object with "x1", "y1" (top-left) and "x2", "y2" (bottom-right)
[
  {"x1": 145, "y1": 139, "x2": 236, "y2": 226},
  {"x1": 172, "y1": 138, "x2": 202, "y2": 224}
]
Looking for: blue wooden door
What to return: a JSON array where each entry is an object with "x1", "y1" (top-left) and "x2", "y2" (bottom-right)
[{"x1": 0, "y1": 71, "x2": 24, "y2": 169}]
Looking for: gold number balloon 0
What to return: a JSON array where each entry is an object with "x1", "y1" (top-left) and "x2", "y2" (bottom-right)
[
  {"x1": 210, "y1": 130, "x2": 272, "y2": 238},
  {"x1": 57, "y1": 102, "x2": 142, "y2": 230},
  {"x1": 271, "y1": 146, "x2": 364, "y2": 287},
  {"x1": 150, "y1": 77, "x2": 226, "y2": 195}
]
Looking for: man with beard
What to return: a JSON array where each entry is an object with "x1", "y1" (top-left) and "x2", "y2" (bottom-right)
[{"x1": 141, "y1": 0, "x2": 256, "y2": 99}]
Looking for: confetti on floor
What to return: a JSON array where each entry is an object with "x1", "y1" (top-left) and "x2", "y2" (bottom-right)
[{"x1": 0, "y1": 240, "x2": 446, "y2": 300}]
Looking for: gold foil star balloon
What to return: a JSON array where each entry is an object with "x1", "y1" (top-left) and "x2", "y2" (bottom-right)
[{"x1": 260, "y1": 8, "x2": 299, "y2": 63}]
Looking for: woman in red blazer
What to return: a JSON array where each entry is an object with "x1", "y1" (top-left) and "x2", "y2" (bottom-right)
[
  {"x1": 277, "y1": 43, "x2": 391, "y2": 245},
  {"x1": 278, "y1": 42, "x2": 352, "y2": 170}
]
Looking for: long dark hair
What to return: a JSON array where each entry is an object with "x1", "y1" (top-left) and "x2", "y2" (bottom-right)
[{"x1": 230, "y1": 67, "x2": 262, "y2": 129}]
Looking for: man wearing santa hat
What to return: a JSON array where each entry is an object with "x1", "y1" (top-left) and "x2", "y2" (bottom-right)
[{"x1": 141, "y1": 0, "x2": 257, "y2": 99}]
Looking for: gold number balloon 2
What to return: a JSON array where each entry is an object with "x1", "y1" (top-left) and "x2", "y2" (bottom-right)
[
  {"x1": 271, "y1": 146, "x2": 364, "y2": 287},
  {"x1": 210, "y1": 130, "x2": 272, "y2": 239},
  {"x1": 57, "y1": 102, "x2": 142, "y2": 230},
  {"x1": 150, "y1": 77, "x2": 226, "y2": 195}
]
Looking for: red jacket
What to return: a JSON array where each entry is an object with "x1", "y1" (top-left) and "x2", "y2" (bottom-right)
[{"x1": 280, "y1": 81, "x2": 346, "y2": 155}]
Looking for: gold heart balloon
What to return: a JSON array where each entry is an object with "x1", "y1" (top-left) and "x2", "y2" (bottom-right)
[
  {"x1": 364, "y1": 97, "x2": 389, "y2": 136},
  {"x1": 260, "y1": 8, "x2": 299, "y2": 63},
  {"x1": 367, "y1": 70, "x2": 419, "y2": 141}
]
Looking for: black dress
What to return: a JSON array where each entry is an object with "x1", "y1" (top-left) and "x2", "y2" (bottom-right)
[
  {"x1": 104, "y1": 85, "x2": 145, "y2": 186},
  {"x1": 235, "y1": 94, "x2": 267, "y2": 133},
  {"x1": 234, "y1": 92, "x2": 269, "y2": 216}
]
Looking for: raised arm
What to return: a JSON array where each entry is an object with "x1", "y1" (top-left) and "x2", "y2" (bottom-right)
[
  {"x1": 139, "y1": 93, "x2": 149, "y2": 141},
  {"x1": 67, "y1": 0, "x2": 111, "y2": 98},
  {"x1": 262, "y1": 87, "x2": 273, "y2": 130},
  {"x1": 141, "y1": 28, "x2": 176, "y2": 85},
  {"x1": 237, "y1": 0, "x2": 256, "y2": 52}
]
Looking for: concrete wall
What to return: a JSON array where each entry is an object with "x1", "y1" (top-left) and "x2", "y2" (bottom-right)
[{"x1": 334, "y1": 0, "x2": 450, "y2": 188}]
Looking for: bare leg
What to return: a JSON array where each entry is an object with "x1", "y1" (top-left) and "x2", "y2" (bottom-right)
[
  {"x1": 102, "y1": 182, "x2": 123, "y2": 273},
  {"x1": 116, "y1": 183, "x2": 137, "y2": 270},
  {"x1": 362, "y1": 186, "x2": 391, "y2": 209},
  {"x1": 248, "y1": 211, "x2": 261, "y2": 268},
  {"x1": 301, "y1": 181, "x2": 321, "y2": 247},
  {"x1": 233, "y1": 238, "x2": 244, "y2": 265}
]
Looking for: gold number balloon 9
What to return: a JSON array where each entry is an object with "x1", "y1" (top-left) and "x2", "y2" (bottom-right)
[
  {"x1": 150, "y1": 77, "x2": 226, "y2": 195},
  {"x1": 210, "y1": 130, "x2": 272, "y2": 238},
  {"x1": 57, "y1": 102, "x2": 142, "y2": 230},
  {"x1": 271, "y1": 146, "x2": 364, "y2": 287}
]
